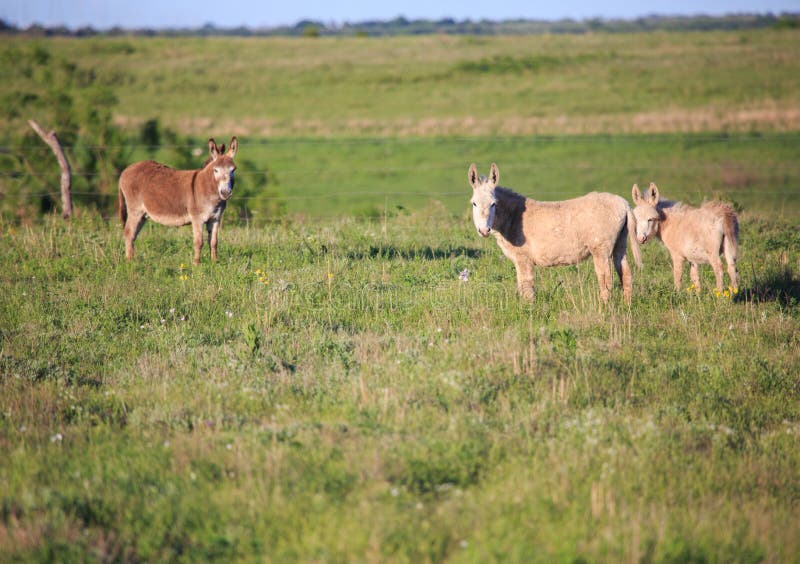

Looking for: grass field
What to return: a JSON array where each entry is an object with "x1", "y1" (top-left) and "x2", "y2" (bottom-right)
[
  {"x1": 1, "y1": 28, "x2": 800, "y2": 561},
  {"x1": 3, "y1": 30, "x2": 800, "y2": 137},
  {"x1": 1, "y1": 211, "x2": 799, "y2": 561}
]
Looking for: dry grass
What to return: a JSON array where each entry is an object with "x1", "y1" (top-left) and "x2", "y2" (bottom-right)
[{"x1": 114, "y1": 104, "x2": 800, "y2": 138}]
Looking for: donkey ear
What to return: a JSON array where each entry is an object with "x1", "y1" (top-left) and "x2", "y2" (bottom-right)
[
  {"x1": 227, "y1": 136, "x2": 238, "y2": 159},
  {"x1": 647, "y1": 182, "x2": 660, "y2": 205},
  {"x1": 468, "y1": 163, "x2": 479, "y2": 189},
  {"x1": 208, "y1": 138, "x2": 219, "y2": 159},
  {"x1": 489, "y1": 162, "x2": 500, "y2": 186},
  {"x1": 632, "y1": 183, "x2": 642, "y2": 203}
]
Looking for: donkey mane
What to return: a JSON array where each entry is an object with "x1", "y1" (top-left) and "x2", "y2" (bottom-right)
[
  {"x1": 493, "y1": 185, "x2": 527, "y2": 209},
  {"x1": 492, "y1": 185, "x2": 527, "y2": 240},
  {"x1": 655, "y1": 199, "x2": 680, "y2": 219}
]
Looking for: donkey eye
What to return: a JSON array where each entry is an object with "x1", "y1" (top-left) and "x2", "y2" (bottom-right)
[
  {"x1": 472, "y1": 202, "x2": 476, "y2": 207},
  {"x1": 214, "y1": 167, "x2": 220, "y2": 174}
]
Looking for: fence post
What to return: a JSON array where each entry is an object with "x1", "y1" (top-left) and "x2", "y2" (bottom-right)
[{"x1": 28, "y1": 119, "x2": 73, "y2": 219}]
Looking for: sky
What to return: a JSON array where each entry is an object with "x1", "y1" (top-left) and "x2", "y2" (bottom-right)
[{"x1": 3, "y1": 0, "x2": 799, "y2": 30}]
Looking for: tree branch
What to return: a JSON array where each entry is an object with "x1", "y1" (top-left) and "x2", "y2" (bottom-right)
[{"x1": 28, "y1": 119, "x2": 73, "y2": 218}]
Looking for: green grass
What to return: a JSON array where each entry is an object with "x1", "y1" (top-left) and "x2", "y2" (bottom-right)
[
  {"x1": 2, "y1": 30, "x2": 800, "y2": 137},
  {"x1": 1, "y1": 211, "x2": 798, "y2": 561},
  {"x1": 222, "y1": 133, "x2": 800, "y2": 219}
]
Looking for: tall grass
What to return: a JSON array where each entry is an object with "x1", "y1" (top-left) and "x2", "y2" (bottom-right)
[{"x1": 1, "y1": 209, "x2": 798, "y2": 561}]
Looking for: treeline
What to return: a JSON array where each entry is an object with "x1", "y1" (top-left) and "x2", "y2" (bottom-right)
[{"x1": 1, "y1": 13, "x2": 798, "y2": 38}]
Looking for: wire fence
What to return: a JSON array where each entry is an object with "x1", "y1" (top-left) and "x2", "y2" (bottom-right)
[
  {"x1": 4, "y1": 135, "x2": 800, "y2": 171},
  {"x1": 4, "y1": 133, "x2": 800, "y2": 152},
  {"x1": 4, "y1": 136, "x2": 800, "y2": 213},
  {"x1": 5, "y1": 161, "x2": 800, "y2": 180},
  {"x1": 10, "y1": 188, "x2": 800, "y2": 203}
]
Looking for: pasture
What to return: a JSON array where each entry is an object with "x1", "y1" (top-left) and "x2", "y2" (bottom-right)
[
  {"x1": 2, "y1": 211, "x2": 798, "y2": 561},
  {"x1": 1, "y1": 28, "x2": 800, "y2": 561}
]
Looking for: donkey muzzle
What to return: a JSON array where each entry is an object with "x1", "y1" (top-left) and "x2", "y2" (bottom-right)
[
  {"x1": 219, "y1": 186, "x2": 233, "y2": 200},
  {"x1": 478, "y1": 227, "x2": 491, "y2": 237}
]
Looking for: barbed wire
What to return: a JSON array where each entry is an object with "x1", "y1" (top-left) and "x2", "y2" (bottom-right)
[
  {"x1": 2, "y1": 162, "x2": 799, "y2": 179},
  {"x1": 4, "y1": 135, "x2": 799, "y2": 181},
  {"x1": 3, "y1": 132, "x2": 800, "y2": 153},
  {"x1": 8, "y1": 187, "x2": 800, "y2": 203},
  {"x1": 4, "y1": 137, "x2": 799, "y2": 206}
]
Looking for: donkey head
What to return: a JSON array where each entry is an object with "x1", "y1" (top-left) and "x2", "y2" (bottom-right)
[
  {"x1": 631, "y1": 182, "x2": 661, "y2": 244},
  {"x1": 207, "y1": 137, "x2": 238, "y2": 201},
  {"x1": 468, "y1": 162, "x2": 500, "y2": 237}
]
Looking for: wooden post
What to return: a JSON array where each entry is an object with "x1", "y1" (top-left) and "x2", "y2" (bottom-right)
[{"x1": 28, "y1": 119, "x2": 73, "y2": 218}]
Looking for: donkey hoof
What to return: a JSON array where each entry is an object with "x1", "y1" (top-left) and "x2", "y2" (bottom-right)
[{"x1": 518, "y1": 287, "x2": 535, "y2": 300}]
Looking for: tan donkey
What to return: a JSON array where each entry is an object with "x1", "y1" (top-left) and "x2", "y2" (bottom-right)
[
  {"x1": 631, "y1": 182, "x2": 739, "y2": 292},
  {"x1": 469, "y1": 163, "x2": 641, "y2": 304},
  {"x1": 118, "y1": 137, "x2": 238, "y2": 265}
]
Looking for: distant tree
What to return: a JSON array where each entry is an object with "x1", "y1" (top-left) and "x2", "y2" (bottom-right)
[
  {"x1": 774, "y1": 15, "x2": 800, "y2": 29},
  {"x1": 303, "y1": 24, "x2": 320, "y2": 38},
  {"x1": 0, "y1": 18, "x2": 17, "y2": 33}
]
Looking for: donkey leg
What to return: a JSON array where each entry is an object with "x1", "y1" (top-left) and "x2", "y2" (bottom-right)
[
  {"x1": 207, "y1": 220, "x2": 220, "y2": 261},
  {"x1": 671, "y1": 255, "x2": 685, "y2": 291},
  {"x1": 724, "y1": 245, "x2": 738, "y2": 291},
  {"x1": 192, "y1": 221, "x2": 204, "y2": 266},
  {"x1": 690, "y1": 263, "x2": 702, "y2": 291},
  {"x1": 613, "y1": 234, "x2": 633, "y2": 304},
  {"x1": 514, "y1": 258, "x2": 535, "y2": 300},
  {"x1": 123, "y1": 211, "x2": 146, "y2": 261},
  {"x1": 615, "y1": 254, "x2": 632, "y2": 305},
  {"x1": 709, "y1": 254, "x2": 725, "y2": 292},
  {"x1": 727, "y1": 260, "x2": 738, "y2": 291},
  {"x1": 591, "y1": 254, "x2": 612, "y2": 303}
]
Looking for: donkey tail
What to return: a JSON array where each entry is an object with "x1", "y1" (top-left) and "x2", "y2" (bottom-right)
[
  {"x1": 704, "y1": 201, "x2": 739, "y2": 260},
  {"x1": 722, "y1": 206, "x2": 739, "y2": 261},
  {"x1": 627, "y1": 207, "x2": 642, "y2": 269}
]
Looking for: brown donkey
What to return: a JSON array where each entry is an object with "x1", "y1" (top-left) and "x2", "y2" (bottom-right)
[
  {"x1": 118, "y1": 137, "x2": 238, "y2": 265},
  {"x1": 631, "y1": 182, "x2": 739, "y2": 292},
  {"x1": 469, "y1": 163, "x2": 641, "y2": 304}
]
